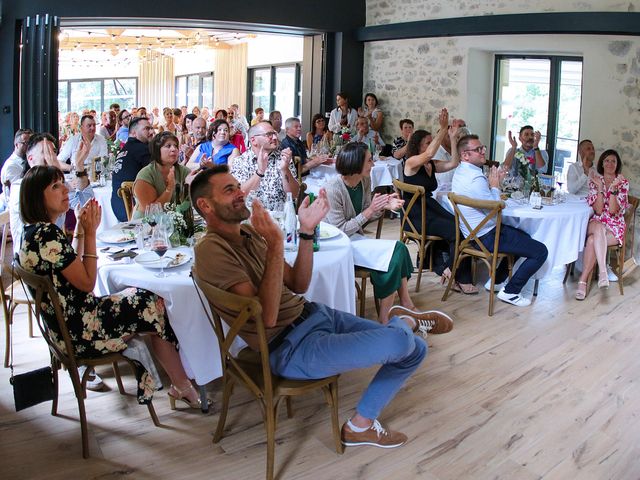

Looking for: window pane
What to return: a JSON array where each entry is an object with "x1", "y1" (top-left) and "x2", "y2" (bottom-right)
[
  {"x1": 176, "y1": 76, "x2": 187, "y2": 108},
  {"x1": 201, "y1": 75, "x2": 213, "y2": 110},
  {"x1": 554, "y1": 61, "x2": 583, "y2": 180},
  {"x1": 251, "y1": 68, "x2": 271, "y2": 117},
  {"x1": 58, "y1": 81, "x2": 68, "y2": 114},
  {"x1": 493, "y1": 58, "x2": 550, "y2": 164},
  {"x1": 273, "y1": 66, "x2": 296, "y2": 120},
  {"x1": 103, "y1": 78, "x2": 136, "y2": 111},
  {"x1": 187, "y1": 75, "x2": 199, "y2": 109},
  {"x1": 69, "y1": 80, "x2": 102, "y2": 113}
]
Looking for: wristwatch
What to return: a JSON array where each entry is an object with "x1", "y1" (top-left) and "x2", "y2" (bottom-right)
[
  {"x1": 75, "y1": 170, "x2": 88, "y2": 177},
  {"x1": 533, "y1": 147, "x2": 540, "y2": 152}
]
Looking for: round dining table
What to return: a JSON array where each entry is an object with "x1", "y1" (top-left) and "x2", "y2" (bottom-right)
[
  {"x1": 435, "y1": 191, "x2": 592, "y2": 280},
  {"x1": 92, "y1": 181, "x2": 119, "y2": 234},
  {"x1": 94, "y1": 223, "x2": 355, "y2": 386}
]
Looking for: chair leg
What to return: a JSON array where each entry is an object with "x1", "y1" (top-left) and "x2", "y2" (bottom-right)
[
  {"x1": 324, "y1": 382, "x2": 344, "y2": 454},
  {"x1": 27, "y1": 305, "x2": 33, "y2": 338},
  {"x1": 533, "y1": 279, "x2": 539, "y2": 297},
  {"x1": 471, "y1": 259, "x2": 477, "y2": 285},
  {"x1": 213, "y1": 375, "x2": 234, "y2": 443},
  {"x1": 3, "y1": 309, "x2": 10, "y2": 368},
  {"x1": 359, "y1": 277, "x2": 367, "y2": 318},
  {"x1": 199, "y1": 385, "x2": 209, "y2": 413},
  {"x1": 69, "y1": 367, "x2": 90, "y2": 458},
  {"x1": 562, "y1": 262, "x2": 574, "y2": 284},
  {"x1": 147, "y1": 401, "x2": 161, "y2": 427},
  {"x1": 51, "y1": 357, "x2": 60, "y2": 416},
  {"x1": 265, "y1": 400, "x2": 277, "y2": 480},
  {"x1": 112, "y1": 361, "x2": 126, "y2": 395},
  {"x1": 416, "y1": 249, "x2": 425, "y2": 293}
]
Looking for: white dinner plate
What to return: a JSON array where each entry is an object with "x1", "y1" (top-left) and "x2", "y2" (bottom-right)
[
  {"x1": 97, "y1": 229, "x2": 136, "y2": 244},
  {"x1": 319, "y1": 223, "x2": 342, "y2": 240},
  {"x1": 134, "y1": 250, "x2": 191, "y2": 269}
]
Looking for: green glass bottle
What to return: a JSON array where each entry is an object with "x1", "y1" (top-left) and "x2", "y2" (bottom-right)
[{"x1": 307, "y1": 192, "x2": 320, "y2": 252}]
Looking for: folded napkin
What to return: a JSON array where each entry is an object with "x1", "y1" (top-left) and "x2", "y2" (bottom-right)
[{"x1": 350, "y1": 234, "x2": 396, "y2": 271}]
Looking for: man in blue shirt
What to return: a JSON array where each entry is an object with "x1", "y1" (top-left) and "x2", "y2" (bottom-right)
[
  {"x1": 502, "y1": 125, "x2": 549, "y2": 178},
  {"x1": 452, "y1": 134, "x2": 548, "y2": 307},
  {"x1": 110, "y1": 117, "x2": 154, "y2": 221}
]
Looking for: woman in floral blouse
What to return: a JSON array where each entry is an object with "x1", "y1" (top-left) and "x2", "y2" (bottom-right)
[
  {"x1": 18, "y1": 165, "x2": 202, "y2": 407},
  {"x1": 576, "y1": 149, "x2": 630, "y2": 299}
]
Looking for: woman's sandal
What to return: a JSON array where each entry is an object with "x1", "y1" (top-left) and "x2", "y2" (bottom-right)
[
  {"x1": 454, "y1": 282, "x2": 479, "y2": 295},
  {"x1": 598, "y1": 273, "x2": 610, "y2": 289},
  {"x1": 575, "y1": 281, "x2": 588, "y2": 300},
  {"x1": 168, "y1": 384, "x2": 211, "y2": 410}
]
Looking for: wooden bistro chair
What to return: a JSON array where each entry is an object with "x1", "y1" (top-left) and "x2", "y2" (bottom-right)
[
  {"x1": 354, "y1": 215, "x2": 384, "y2": 318},
  {"x1": 192, "y1": 267, "x2": 343, "y2": 480},
  {"x1": 294, "y1": 155, "x2": 303, "y2": 184},
  {"x1": 393, "y1": 179, "x2": 443, "y2": 292},
  {"x1": 443, "y1": 193, "x2": 514, "y2": 316},
  {"x1": 1, "y1": 210, "x2": 34, "y2": 368},
  {"x1": 117, "y1": 181, "x2": 135, "y2": 221},
  {"x1": 12, "y1": 262, "x2": 161, "y2": 459}
]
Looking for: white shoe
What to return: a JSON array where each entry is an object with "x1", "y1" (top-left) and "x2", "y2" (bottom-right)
[
  {"x1": 607, "y1": 266, "x2": 619, "y2": 282},
  {"x1": 497, "y1": 288, "x2": 531, "y2": 307},
  {"x1": 484, "y1": 278, "x2": 506, "y2": 292},
  {"x1": 78, "y1": 365, "x2": 105, "y2": 391}
]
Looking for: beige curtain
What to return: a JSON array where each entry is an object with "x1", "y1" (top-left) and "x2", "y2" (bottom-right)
[
  {"x1": 214, "y1": 44, "x2": 247, "y2": 113},
  {"x1": 138, "y1": 50, "x2": 174, "y2": 109}
]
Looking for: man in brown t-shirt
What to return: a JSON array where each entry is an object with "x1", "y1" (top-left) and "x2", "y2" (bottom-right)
[{"x1": 191, "y1": 166, "x2": 453, "y2": 449}]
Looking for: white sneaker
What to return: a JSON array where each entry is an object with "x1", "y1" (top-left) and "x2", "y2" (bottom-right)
[
  {"x1": 78, "y1": 365, "x2": 105, "y2": 391},
  {"x1": 496, "y1": 288, "x2": 531, "y2": 307},
  {"x1": 607, "y1": 266, "x2": 619, "y2": 282},
  {"x1": 484, "y1": 278, "x2": 506, "y2": 292}
]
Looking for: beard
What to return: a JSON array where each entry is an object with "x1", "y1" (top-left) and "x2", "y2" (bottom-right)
[{"x1": 214, "y1": 199, "x2": 250, "y2": 224}]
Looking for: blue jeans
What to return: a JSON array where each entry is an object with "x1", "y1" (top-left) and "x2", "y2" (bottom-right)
[
  {"x1": 269, "y1": 303, "x2": 427, "y2": 420},
  {"x1": 479, "y1": 225, "x2": 548, "y2": 294}
]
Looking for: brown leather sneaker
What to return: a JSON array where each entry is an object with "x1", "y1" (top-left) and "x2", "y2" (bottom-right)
[
  {"x1": 388, "y1": 306, "x2": 454, "y2": 336},
  {"x1": 341, "y1": 420, "x2": 408, "y2": 448}
]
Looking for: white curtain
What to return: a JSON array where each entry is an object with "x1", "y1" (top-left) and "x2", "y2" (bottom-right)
[
  {"x1": 138, "y1": 50, "x2": 174, "y2": 109},
  {"x1": 214, "y1": 44, "x2": 247, "y2": 113}
]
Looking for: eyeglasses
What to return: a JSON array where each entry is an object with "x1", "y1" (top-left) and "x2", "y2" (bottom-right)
[
  {"x1": 462, "y1": 145, "x2": 487, "y2": 154},
  {"x1": 253, "y1": 131, "x2": 278, "y2": 138}
]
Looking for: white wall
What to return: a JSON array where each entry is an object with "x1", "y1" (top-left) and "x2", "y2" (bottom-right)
[
  {"x1": 247, "y1": 34, "x2": 303, "y2": 67},
  {"x1": 173, "y1": 48, "x2": 216, "y2": 76}
]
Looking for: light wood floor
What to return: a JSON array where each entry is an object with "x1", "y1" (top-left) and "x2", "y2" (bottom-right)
[{"x1": 2, "y1": 219, "x2": 640, "y2": 480}]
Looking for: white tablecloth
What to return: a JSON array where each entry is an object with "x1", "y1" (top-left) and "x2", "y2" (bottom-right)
[
  {"x1": 501, "y1": 198, "x2": 592, "y2": 279},
  {"x1": 95, "y1": 224, "x2": 355, "y2": 385},
  {"x1": 304, "y1": 158, "x2": 403, "y2": 195},
  {"x1": 435, "y1": 192, "x2": 592, "y2": 279},
  {"x1": 93, "y1": 181, "x2": 119, "y2": 234}
]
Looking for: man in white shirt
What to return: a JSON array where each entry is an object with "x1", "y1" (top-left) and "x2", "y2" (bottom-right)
[
  {"x1": 452, "y1": 134, "x2": 547, "y2": 307},
  {"x1": 567, "y1": 139, "x2": 595, "y2": 197},
  {"x1": 353, "y1": 117, "x2": 385, "y2": 152},
  {"x1": 57, "y1": 114, "x2": 108, "y2": 172},
  {"x1": 433, "y1": 118, "x2": 468, "y2": 186},
  {"x1": 1, "y1": 128, "x2": 33, "y2": 202},
  {"x1": 11, "y1": 133, "x2": 94, "y2": 255}
]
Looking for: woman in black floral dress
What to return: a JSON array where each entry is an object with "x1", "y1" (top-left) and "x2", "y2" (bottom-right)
[{"x1": 18, "y1": 165, "x2": 201, "y2": 407}]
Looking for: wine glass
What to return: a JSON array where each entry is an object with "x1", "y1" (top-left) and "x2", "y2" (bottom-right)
[
  {"x1": 555, "y1": 173, "x2": 564, "y2": 191},
  {"x1": 150, "y1": 224, "x2": 170, "y2": 278},
  {"x1": 145, "y1": 203, "x2": 162, "y2": 228}
]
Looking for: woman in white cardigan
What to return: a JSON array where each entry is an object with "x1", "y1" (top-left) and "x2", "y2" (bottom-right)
[{"x1": 325, "y1": 142, "x2": 452, "y2": 327}]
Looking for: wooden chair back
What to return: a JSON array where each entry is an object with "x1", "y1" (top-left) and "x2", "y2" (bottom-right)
[
  {"x1": 445, "y1": 193, "x2": 511, "y2": 315},
  {"x1": 393, "y1": 179, "x2": 443, "y2": 291},
  {"x1": 13, "y1": 261, "x2": 160, "y2": 457},
  {"x1": 117, "y1": 181, "x2": 135, "y2": 221},
  {"x1": 191, "y1": 266, "x2": 342, "y2": 480},
  {"x1": 607, "y1": 194, "x2": 639, "y2": 294},
  {"x1": 294, "y1": 155, "x2": 303, "y2": 183}
]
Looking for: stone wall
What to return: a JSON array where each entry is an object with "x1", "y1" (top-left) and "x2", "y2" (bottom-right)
[{"x1": 366, "y1": 0, "x2": 639, "y2": 25}]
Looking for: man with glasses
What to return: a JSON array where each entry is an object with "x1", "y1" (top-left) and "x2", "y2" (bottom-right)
[
  {"x1": 452, "y1": 134, "x2": 547, "y2": 307},
  {"x1": 57, "y1": 114, "x2": 108, "y2": 172},
  {"x1": 502, "y1": 125, "x2": 549, "y2": 179},
  {"x1": 111, "y1": 117, "x2": 155, "y2": 221},
  {"x1": 2, "y1": 128, "x2": 33, "y2": 202},
  {"x1": 230, "y1": 121, "x2": 299, "y2": 211}
]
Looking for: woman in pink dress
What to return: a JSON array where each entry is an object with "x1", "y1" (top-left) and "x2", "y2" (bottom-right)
[{"x1": 576, "y1": 149, "x2": 630, "y2": 299}]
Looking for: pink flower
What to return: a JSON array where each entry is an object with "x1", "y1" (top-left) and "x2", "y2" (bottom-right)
[{"x1": 341, "y1": 133, "x2": 350, "y2": 141}]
